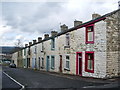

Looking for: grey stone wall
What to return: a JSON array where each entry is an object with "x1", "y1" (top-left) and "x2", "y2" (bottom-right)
[
  {"x1": 69, "y1": 21, "x2": 107, "y2": 78},
  {"x1": 106, "y1": 10, "x2": 120, "y2": 78}
]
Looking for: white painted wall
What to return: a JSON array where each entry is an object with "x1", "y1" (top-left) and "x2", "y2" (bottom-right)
[
  {"x1": 12, "y1": 52, "x2": 18, "y2": 66},
  {"x1": 12, "y1": 19, "x2": 108, "y2": 78}
]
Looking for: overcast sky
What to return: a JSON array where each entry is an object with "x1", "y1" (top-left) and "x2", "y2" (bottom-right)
[{"x1": 0, "y1": 0, "x2": 119, "y2": 47}]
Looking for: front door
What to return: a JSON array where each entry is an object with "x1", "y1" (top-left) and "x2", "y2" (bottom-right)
[
  {"x1": 59, "y1": 55, "x2": 62, "y2": 72},
  {"x1": 32, "y1": 58, "x2": 35, "y2": 69},
  {"x1": 35, "y1": 58, "x2": 36, "y2": 69},
  {"x1": 38, "y1": 57, "x2": 40, "y2": 70},
  {"x1": 46, "y1": 56, "x2": 50, "y2": 71},
  {"x1": 27, "y1": 58, "x2": 28, "y2": 68},
  {"x1": 28, "y1": 58, "x2": 30, "y2": 68},
  {"x1": 76, "y1": 52, "x2": 82, "y2": 76},
  {"x1": 27, "y1": 58, "x2": 30, "y2": 68}
]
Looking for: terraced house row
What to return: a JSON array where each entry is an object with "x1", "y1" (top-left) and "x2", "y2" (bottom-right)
[{"x1": 12, "y1": 9, "x2": 120, "y2": 79}]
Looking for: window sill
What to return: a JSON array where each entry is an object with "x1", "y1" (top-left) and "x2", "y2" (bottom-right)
[
  {"x1": 64, "y1": 46, "x2": 70, "y2": 48},
  {"x1": 51, "y1": 48, "x2": 55, "y2": 51},
  {"x1": 64, "y1": 68, "x2": 70, "y2": 71},
  {"x1": 85, "y1": 69, "x2": 94, "y2": 73},
  {"x1": 51, "y1": 67, "x2": 55, "y2": 70},
  {"x1": 86, "y1": 41, "x2": 94, "y2": 44}
]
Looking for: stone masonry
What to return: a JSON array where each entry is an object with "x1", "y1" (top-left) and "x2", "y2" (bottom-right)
[
  {"x1": 106, "y1": 10, "x2": 120, "y2": 78},
  {"x1": 12, "y1": 9, "x2": 120, "y2": 79}
]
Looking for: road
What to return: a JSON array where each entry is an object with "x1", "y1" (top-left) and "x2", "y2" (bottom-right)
[
  {"x1": 1, "y1": 65, "x2": 22, "y2": 90},
  {"x1": 2, "y1": 66, "x2": 120, "y2": 89},
  {"x1": 2, "y1": 72, "x2": 22, "y2": 89}
]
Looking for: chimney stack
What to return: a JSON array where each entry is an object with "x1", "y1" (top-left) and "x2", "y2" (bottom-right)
[
  {"x1": 38, "y1": 37, "x2": 42, "y2": 42},
  {"x1": 51, "y1": 31, "x2": 58, "y2": 36},
  {"x1": 44, "y1": 34, "x2": 49, "y2": 39},
  {"x1": 60, "y1": 24, "x2": 68, "y2": 32},
  {"x1": 29, "y1": 42, "x2": 32, "y2": 46},
  {"x1": 74, "y1": 20, "x2": 82, "y2": 27},
  {"x1": 92, "y1": 13, "x2": 101, "y2": 19},
  {"x1": 25, "y1": 44, "x2": 28, "y2": 47},
  {"x1": 118, "y1": 1, "x2": 120, "y2": 9},
  {"x1": 33, "y1": 40, "x2": 36, "y2": 44}
]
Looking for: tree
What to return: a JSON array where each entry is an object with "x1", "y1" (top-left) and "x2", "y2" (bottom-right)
[{"x1": 14, "y1": 39, "x2": 23, "y2": 47}]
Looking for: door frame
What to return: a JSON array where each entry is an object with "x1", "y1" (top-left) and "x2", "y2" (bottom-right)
[
  {"x1": 32, "y1": 58, "x2": 35, "y2": 69},
  {"x1": 46, "y1": 56, "x2": 50, "y2": 71},
  {"x1": 38, "y1": 57, "x2": 40, "y2": 70},
  {"x1": 76, "y1": 52, "x2": 82, "y2": 76},
  {"x1": 59, "y1": 55, "x2": 62, "y2": 72},
  {"x1": 27, "y1": 58, "x2": 28, "y2": 68}
]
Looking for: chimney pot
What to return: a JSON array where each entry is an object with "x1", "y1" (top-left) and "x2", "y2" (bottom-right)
[
  {"x1": 74, "y1": 20, "x2": 82, "y2": 27},
  {"x1": 118, "y1": 1, "x2": 120, "y2": 9},
  {"x1": 44, "y1": 34, "x2": 49, "y2": 39},
  {"x1": 60, "y1": 24, "x2": 68, "y2": 32},
  {"x1": 92, "y1": 13, "x2": 101, "y2": 19},
  {"x1": 38, "y1": 37, "x2": 42, "y2": 42},
  {"x1": 25, "y1": 44, "x2": 28, "y2": 47},
  {"x1": 29, "y1": 42, "x2": 32, "y2": 46},
  {"x1": 33, "y1": 40, "x2": 36, "y2": 44},
  {"x1": 51, "y1": 31, "x2": 58, "y2": 36}
]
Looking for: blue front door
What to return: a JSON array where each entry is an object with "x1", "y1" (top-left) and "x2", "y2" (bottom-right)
[
  {"x1": 32, "y1": 58, "x2": 35, "y2": 69},
  {"x1": 46, "y1": 56, "x2": 50, "y2": 71}
]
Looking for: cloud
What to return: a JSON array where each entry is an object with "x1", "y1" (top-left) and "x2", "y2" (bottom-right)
[
  {"x1": 2, "y1": 2, "x2": 63, "y2": 33},
  {"x1": 0, "y1": 23, "x2": 13, "y2": 39},
  {"x1": 0, "y1": 0, "x2": 119, "y2": 46}
]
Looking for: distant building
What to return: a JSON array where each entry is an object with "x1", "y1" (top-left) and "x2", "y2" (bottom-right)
[
  {"x1": 0, "y1": 46, "x2": 23, "y2": 64},
  {"x1": 118, "y1": 1, "x2": 120, "y2": 9}
]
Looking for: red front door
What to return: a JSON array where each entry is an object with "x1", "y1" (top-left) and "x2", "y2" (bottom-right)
[{"x1": 76, "y1": 52, "x2": 82, "y2": 76}]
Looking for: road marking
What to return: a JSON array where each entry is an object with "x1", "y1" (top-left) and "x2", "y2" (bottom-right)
[
  {"x1": 3, "y1": 71, "x2": 25, "y2": 89},
  {"x1": 83, "y1": 86, "x2": 96, "y2": 88},
  {"x1": 83, "y1": 83, "x2": 119, "y2": 88}
]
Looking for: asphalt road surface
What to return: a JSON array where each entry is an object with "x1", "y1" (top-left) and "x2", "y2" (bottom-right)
[
  {"x1": 2, "y1": 66, "x2": 120, "y2": 89},
  {"x1": 1, "y1": 65, "x2": 22, "y2": 90},
  {"x1": 2, "y1": 72, "x2": 22, "y2": 90}
]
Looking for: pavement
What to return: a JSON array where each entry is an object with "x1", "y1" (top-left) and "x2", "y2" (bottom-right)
[
  {"x1": 0, "y1": 66, "x2": 2, "y2": 90},
  {"x1": 1, "y1": 65, "x2": 120, "y2": 89}
]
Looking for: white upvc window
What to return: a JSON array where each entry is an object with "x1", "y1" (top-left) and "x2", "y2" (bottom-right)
[
  {"x1": 51, "y1": 56, "x2": 55, "y2": 69},
  {"x1": 66, "y1": 33, "x2": 70, "y2": 46},
  {"x1": 41, "y1": 42, "x2": 44, "y2": 51},
  {"x1": 85, "y1": 51, "x2": 94, "y2": 73},
  {"x1": 86, "y1": 24, "x2": 94, "y2": 44},
  {"x1": 65, "y1": 55, "x2": 70, "y2": 70},
  {"x1": 34, "y1": 46, "x2": 37, "y2": 54},
  {"x1": 51, "y1": 38, "x2": 55, "y2": 50}
]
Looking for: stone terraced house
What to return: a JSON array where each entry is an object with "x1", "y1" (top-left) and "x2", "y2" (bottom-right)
[{"x1": 12, "y1": 9, "x2": 120, "y2": 79}]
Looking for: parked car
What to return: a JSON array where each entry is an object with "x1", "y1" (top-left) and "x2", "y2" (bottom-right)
[
  {"x1": 9, "y1": 63, "x2": 16, "y2": 68},
  {"x1": 2, "y1": 59, "x2": 11, "y2": 66}
]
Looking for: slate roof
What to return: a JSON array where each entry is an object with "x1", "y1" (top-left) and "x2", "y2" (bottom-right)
[{"x1": 24, "y1": 9, "x2": 120, "y2": 48}]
